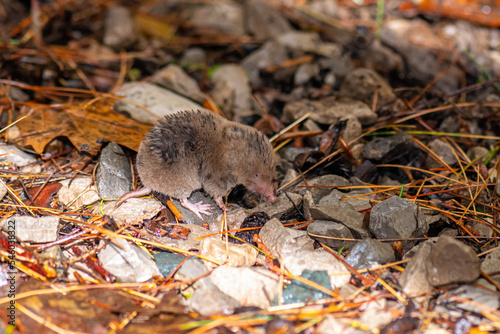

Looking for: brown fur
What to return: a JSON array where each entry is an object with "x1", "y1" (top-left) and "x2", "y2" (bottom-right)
[{"x1": 136, "y1": 109, "x2": 277, "y2": 204}]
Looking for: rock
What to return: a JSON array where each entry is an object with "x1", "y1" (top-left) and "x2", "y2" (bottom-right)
[
  {"x1": 345, "y1": 239, "x2": 395, "y2": 270},
  {"x1": 283, "y1": 97, "x2": 376, "y2": 126},
  {"x1": 211, "y1": 64, "x2": 252, "y2": 120},
  {"x1": 481, "y1": 247, "x2": 500, "y2": 283},
  {"x1": 277, "y1": 31, "x2": 341, "y2": 58},
  {"x1": 279, "y1": 270, "x2": 332, "y2": 305},
  {"x1": 0, "y1": 144, "x2": 38, "y2": 167},
  {"x1": 400, "y1": 239, "x2": 435, "y2": 296},
  {"x1": 96, "y1": 142, "x2": 132, "y2": 200},
  {"x1": 320, "y1": 186, "x2": 374, "y2": 212},
  {"x1": 443, "y1": 284, "x2": 500, "y2": 314},
  {"x1": 159, "y1": 223, "x2": 213, "y2": 252},
  {"x1": 294, "y1": 63, "x2": 319, "y2": 85},
  {"x1": 151, "y1": 64, "x2": 206, "y2": 103},
  {"x1": 0, "y1": 183, "x2": 7, "y2": 202},
  {"x1": 280, "y1": 147, "x2": 314, "y2": 163},
  {"x1": 103, "y1": 6, "x2": 138, "y2": 49},
  {"x1": 426, "y1": 139, "x2": 458, "y2": 169},
  {"x1": 114, "y1": 82, "x2": 205, "y2": 123},
  {"x1": 180, "y1": 47, "x2": 206, "y2": 65},
  {"x1": 361, "y1": 132, "x2": 415, "y2": 163},
  {"x1": 354, "y1": 160, "x2": 379, "y2": 184},
  {"x1": 295, "y1": 174, "x2": 350, "y2": 202},
  {"x1": 308, "y1": 204, "x2": 369, "y2": 239},
  {"x1": 58, "y1": 177, "x2": 100, "y2": 210},
  {"x1": 0, "y1": 216, "x2": 59, "y2": 243},
  {"x1": 199, "y1": 238, "x2": 258, "y2": 268},
  {"x1": 210, "y1": 267, "x2": 279, "y2": 308},
  {"x1": 171, "y1": 191, "x2": 222, "y2": 225},
  {"x1": 253, "y1": 192, "x2": 302, "y2": 219},
  {"x1": 154, "y1": 252, "x2": 187, "y2": 277},
  {"x1": 282, "y1": 249, "x2": 349, "y2": 289},
  {"x1": 241, "y1": 40, "x2": 289, "y2": 84},
  {"x1": 369, "y1": 197, "x2": 428, "y2": 250},
  {"x1": 6, "y1": 86, "x2": 29, "y2": 102},
  {"x1": 96, "y1": 198, "x2": 162, "y2": 225},
  {"x1": 259, "y1": 218, "x2": 315, "y2": 259},
  {"x1": 361, "y1": 40, "x2": 403, "y2": 73},
  {"x1": 98, "y1": 238, "x2": 162, "y2": 282},
  {"x1": 307, "y1": 220, "x2": 357, "y2": 251},
  {"x1": 381, "y1": 19, "x2": 461, "y2": 93},
  {"x1": 210, "y1": 207, "x2": 248, "y2": 233},
  {"x1": 426, "y1": 235, "x2": 480, "y2": 287},
  {"x1": 244, "y1": 0, "x2": 292, "y2": 40},
  {"x1": 467, "y1": 146, "x2": 489, "y2": 163},
  {"x1": 359, "y1": 299, "x2": 397, "y2": 330},
  {"x1": 175, "y1": 258, "x2": 240, "y2": 315},
  {"x1": 188, "y1": 3, "x2": 245, "y2": 36},
  {"x1": 340, "y1": 68, "x2": 398, "y2": 108}
]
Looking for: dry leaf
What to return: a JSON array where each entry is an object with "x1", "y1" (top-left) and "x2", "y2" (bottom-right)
[{"x1": 15, "y1": 99, "x2": 150, "y2": 155}]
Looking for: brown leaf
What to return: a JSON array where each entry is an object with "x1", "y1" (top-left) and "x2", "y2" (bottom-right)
[{"x1": 15, "y1": 99, "x2": 150, "y2": 155}]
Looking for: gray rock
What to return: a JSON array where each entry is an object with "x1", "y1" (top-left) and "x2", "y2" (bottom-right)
[
  {"x1": 340, "y1": 68, "x2": 398, "y2": 108},
  {"x1": 0, "y1": 144, "x2": 37, "y2": 167},
  {"x1": 467, "y1": 146, "x2": 490, "y2": 163},
  {"x1": 211, "y1": 64, "x2": 252, "y2": 120},
  {"x1": 210, "y1": 267, "x2": 279, "y2": 309},
  {"x1": 426, "y1": 139, "x2": 458, "y2": 169},
  {"x1": 241, "y1": 40, "x2": 289, "y2": 84},
  {"x1": 345, "y1": 239, "x2": 395, "y2": 270},
  {"x1": 441, "y1": 284, "x2": 500, "y2": 316},
  {"x1": 6, "y1": 86, "x2": 29, "y2": 102},
  {"x1": 400, "y1": 239, "x2": 434, "y2": 296},
  {"x1": 279, "y1": 269, "x2": 332, "y2": 305},
  {"x1": 96, "y1": 142, "x2": 132, "y2": 200},
  {"x1": 245, "y1": 0, "x2": 292, "y2": 40},
  {"x1": 381, "y1": 19, "x2": 461, "y2": 93},
  {"x1": 159, "y1": 223, "x2": 213, "y2": 252},
  {"x1": 151, "y1": 64, "x2": 206, "y2": 103},
  {"x1": 188, "y1": 3, "x2": 245, "y2": 36},
  {"x1": 170, "y1": 191, "x2": 222, "y2": 225},
  {"x1": 58, "y1": 177, "x2": 100, "y2": 210},
  {"x1": 175, "y1": 258, "x2": 240, "y2": 315},
  {"x1": 481, "y1": 247, "x2": 500, "y2": 283},
  {"x1": 294, "y1": 63, "x2": 319, "y2": 85},
  {"x1": 154, "y1": 252, "x2": 187, "y2": 277},
  {"x1": 114, "y1": 82, "x2": 206, "y2": 123},
  {"x1": 97, "y1": 198, "x2": 162, "y2": 225},
  {"x1": 277, "y1": 31, "x2": 341, "y2": 58},
  {"x1": 319, "y1": 187, "x2": 374, "y2": 212},
  {"x1": 280, "y1": 146, "x2": 314, "y2": 163},
  {"x1": 181, "y1": 47, "x2": 206, "y2": 65},
  {"x1": 369, "y1": 197, "x2": 428, "y2": 250},
  {"x1": 361, "y1": 40, "x2": 403, "y2": 74},
  {"x1": 98, "y1": 238, "x2": 162, "y2": 282},
  {"x1": 295, "y1": 174, "x2": 350, "y2": 202},
  {"x1": 426, "y1": 235, "x2": 480, "y2": 287},
  {"x1": 260, "y1": 218, "x2": 315, "y2": 259},
  {"x1": 283, "y1": 97, "x2": 376, "y2": 126},
  {"x1": 1, "y1": 216, "x2": 59, "y2": 243},
  {"x1": 309, "y1": 204, "x2": 369, "y2": 239},
  {"x1": 342, "y1": 115, "x2": 362, "y2": 144},
  {"x1": 103, "y1": 6, "x2": 138, "y2": 49},
  {"x1": 253, "y1": 192, "x2": 302, "y2": 219},
  {"x1": 307, "y1": 220, "x2": 357, "y2": 251},
  {"x1": 362, "y1": 132, "x2": 414, "y2": 163}
]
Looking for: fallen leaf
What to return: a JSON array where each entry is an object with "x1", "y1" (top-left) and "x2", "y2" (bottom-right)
[{"x1": 15, "y1": 99, "x2": 150, "y2": 155}]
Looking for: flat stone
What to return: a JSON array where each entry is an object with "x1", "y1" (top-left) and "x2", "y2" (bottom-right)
[
  {"x1": 295, "y1": 174, "x2": 350, "y2": 202},
  {"x1": 114, "y1": 82, "x2": 206, "y2": 124},
  {"x1": 253, "y1": 192, "x2": 302, "y2": 219},
  {"x1": 245, "y1": 0, "x2": 292, "y2": 40},
  {"x1": 1, "y1": 216, "x2": 59, "y2": 243},
  {"x1": 309, "y1": 204, "x2": 369, "y2": 239},
  {"x1": 362, "y1": 132, "x2": 415, "y2": 163},
  {"x1": 399, "y1": 239, "x2": 434, "y2": 296},
  {"x1": 199, "y1": 238, "x2": 258, "y2": 268},
  {"x1": 97, "y1": 198, "x2": 162, "y2": 225},
  {"x1": 154, "y1": 252, "x2": 187, "y2": 277},
  {"x1": 0, "y1": 144, "x2": 38, "y2": 167},
  {"x1": 426, "y1": 139, "x2": 458, "y2": 169},
  {"x1": 259, "y1": 218, "x2": 315, "y2": 259},
  {"x1": 188, "y1": 3, "x2": 245, "y2": 36}
]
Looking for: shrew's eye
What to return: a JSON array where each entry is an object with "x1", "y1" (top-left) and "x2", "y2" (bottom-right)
[{"x1": 255, "y1": 173, "x2": 260, "y2": 178}]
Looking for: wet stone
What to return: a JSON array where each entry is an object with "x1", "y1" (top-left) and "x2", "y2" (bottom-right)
[
  {"x1": 154, "y1": 252, "x2": 187, "y2": 277},
  {"x1": 278, "y1": 270, "x2": 332, "y2": 305}
]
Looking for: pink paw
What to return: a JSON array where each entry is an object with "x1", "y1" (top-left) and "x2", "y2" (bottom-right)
[{"x1": 180, "y1": 199, "x2": 212, "y2": 219}]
